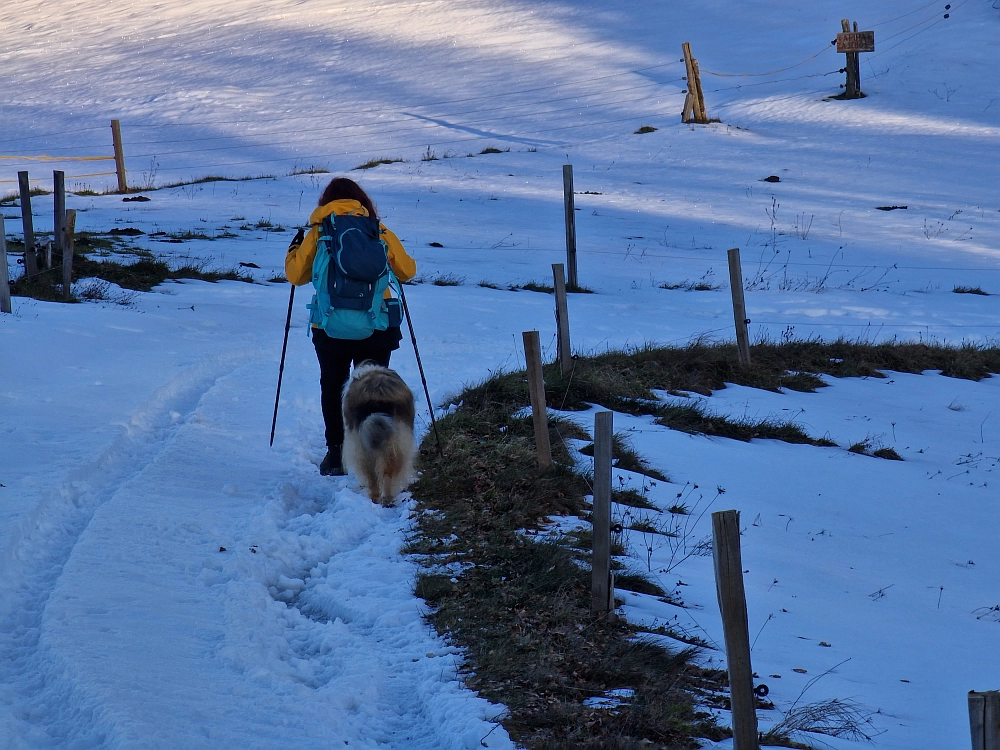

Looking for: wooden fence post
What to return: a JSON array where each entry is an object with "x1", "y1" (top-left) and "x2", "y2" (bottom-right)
[
  {"x1": 63, "y1": 209, "x2": 76, "y2": 300},
  {"x1": 712, "y1": 510, "x2": 759, "y2": 749},
  {"x1": 682, "y1": 43, "x2": 709, "y2": 124},
  {"x1": 111, "y1": 119, "x2": 128, "y2": 193},
  {"x1": 727, "y1": 248, "x2": 751, "y2": 366},
  {"x1": 552, "y1": 263, "x2": 572, "y2": 376},
  {"x1": 969, "y1": 690, "x2": 1000, "y2": 750},
  {"x1": 522, "y1": 330, "x2": 552, "y2": 470},
  {"x1": 0, "y1": 227, "x2": 11, "y2": 314},
  {"x1": 53, "y1": 170, "x2": 66, "y2": 274},
  {"x1": 17, "y1": 171, "x2": 37, "y2": 277},
  {"x1": 562, "y1": 165, "x2": 578, "y2": 289},
  {"x1": 591, "y1": 410, "x2": 613, "y2": 615}
]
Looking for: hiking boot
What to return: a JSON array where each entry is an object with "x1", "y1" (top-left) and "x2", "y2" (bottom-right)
[{"x1": 319, "y1": 446, "x2": 346, "y2": 476}]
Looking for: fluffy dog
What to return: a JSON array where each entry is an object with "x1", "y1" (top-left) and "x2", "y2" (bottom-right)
[{"x1": 341, "y1": 363, "x2": 416, "y2": 506}]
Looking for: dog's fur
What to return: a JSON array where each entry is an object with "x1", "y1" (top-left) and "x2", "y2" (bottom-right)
[{"x1": 341, "y1": 363, "x2": 416, "y2": 506}]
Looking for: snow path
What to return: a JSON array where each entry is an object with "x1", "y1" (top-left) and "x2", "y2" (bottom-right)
[{"x1": 0, "y1": 291, "x2": 510, "y2": 749}]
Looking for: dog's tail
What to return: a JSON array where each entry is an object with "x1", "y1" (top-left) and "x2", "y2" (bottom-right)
[{"x1": 359, "y1": 413, "x2": 395, "y2": 452}]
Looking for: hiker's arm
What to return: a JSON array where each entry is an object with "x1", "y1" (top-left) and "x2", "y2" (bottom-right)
[
  {"x1": 382, "y1": 226, "x2": 416, "y2": 282},
  {"x1": 285, "y1": 225, "x2": 319, "y2": 286}
]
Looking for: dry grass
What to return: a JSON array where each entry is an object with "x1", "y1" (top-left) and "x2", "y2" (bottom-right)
[{"x1": 408, "y1": 371, "x2": 726, "y2": 748}]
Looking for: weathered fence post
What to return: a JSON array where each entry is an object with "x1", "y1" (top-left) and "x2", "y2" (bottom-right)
[
  {"x1": 591, "y1": 410, "x2": 613, "y2": 615},
  {"x1": 0, "y1": 227, "x2": 11, "y2": 314},
  {"x1": 522, "y1": 330, "x2": 552, "y2": 470},
  {"x1": 111, "y1": 119, "x2": 128, "y2": 193},
  {"x1": 63, "y1": 209, "x2": 76, "y2": 300},
  {"x1": 53, "y1": 170, "x2": 66, "y2": 285},
  {"x1": 552, "y1": 263, "x2": 572, "y2": 376},
  {"x1": 562, "y1": 165, "x2": 578, "y2": 289},
  {"x1": 841, "y1": 20, "x2": 859, "y2": 99},
  {"x1": 969, "y1": 690, "x2": 1000, "y2": 750},
  {"x1": 18, "y1": 171, "x2": 37, "y2": 277},
  {"x1": 682, "y1": 43, "x2": 709, "y2": 123},
  {"x1": 712, "y1": 509, "x2": 758, "y2": 749},
  {"x1": 727, "y1": 248, "x2": 751, "y2": 366}
]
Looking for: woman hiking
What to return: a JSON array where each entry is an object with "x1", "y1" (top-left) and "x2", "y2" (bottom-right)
[{"x1": 285, "y1": 177, "x2": 417, "y2": 476}]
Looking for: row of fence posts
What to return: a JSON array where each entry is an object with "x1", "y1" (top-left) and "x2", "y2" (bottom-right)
[
  {"x1": 1, "y1": 119, "x2": 128, "y2": 313},
  {"x1": 523, "y1": 219, "x2": 994, "y2": 748},
  {"x1": 0, "y1": 170, "x2": 77, "y2": 310}
]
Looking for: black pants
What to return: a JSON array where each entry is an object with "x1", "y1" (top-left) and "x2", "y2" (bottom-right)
[{"x1": 312, "y1": 326, "x2": 402, "y2": 449}]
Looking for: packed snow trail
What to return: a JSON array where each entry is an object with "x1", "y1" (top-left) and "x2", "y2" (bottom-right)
[{"x1": 0, "y1": 287, "x2": 511, "y2": 749}]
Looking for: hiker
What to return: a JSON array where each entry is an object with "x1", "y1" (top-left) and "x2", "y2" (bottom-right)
[{"x1": 285, "y1": 177, "x2": 416, "y2": 476}]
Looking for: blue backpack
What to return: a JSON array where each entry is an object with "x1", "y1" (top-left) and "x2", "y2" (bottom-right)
[{"x1": 307, "y1": 213, "x2": 402, "y2": 340}]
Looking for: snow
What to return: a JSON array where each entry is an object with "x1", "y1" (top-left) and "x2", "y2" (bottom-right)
[{"x1": 2, "y1": 0, "x2": 1000, "y2": 746}]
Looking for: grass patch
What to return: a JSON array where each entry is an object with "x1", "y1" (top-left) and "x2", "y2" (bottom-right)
[
  {"x1": 479, "y1": 146, "x2": 510, "y2": 154},
  {"x1": 431, "y1": 273, "x2": 465, "y2": 287},
  {"x1": 659, "y1": 280, "x2": 723, "y2": 292},
  {"x1": 0, "y1": 186, "x2": 50, "y2": 205},
  {"x1": 288, "y1": 166, "x2": 330, "y2": 176},
  {"x1": 634, "y1": 125, "x2": 658, "y2": 134},
  {"x1": 848, "y1": 437, "x2": 903, "y2": 461},
  {"x1": 12, "y1": 253, "x2": 255, "y2": 300},
  {"x1": 567, "y1": 283, "x2": 595, "y2": 294},
  {"x1": 578, "y1": 434, "x2": 669, "y2": 481},
  {"x1": 352, "y1": 157, "x2": 405, "y2": 170},
  {"x1": 520, "y1": 280, "x2": 554, "y2": 294},
  {"x1": 408, "y1": 370, "x2": 726, "y2": 747},
  {"x1": 477, "y1": 280, "x2": 502, "y2": 290},
  {"x1": 953, "y1": 285, "x2": 988, "y2": 295}
]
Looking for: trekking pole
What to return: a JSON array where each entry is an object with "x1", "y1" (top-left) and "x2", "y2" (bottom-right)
[
  {"x1": 270, "y1": 283, "x2": 296, "y2": 447},
  {"x1": 399, "y1": 285, "x2": 444, "y2": 458}
]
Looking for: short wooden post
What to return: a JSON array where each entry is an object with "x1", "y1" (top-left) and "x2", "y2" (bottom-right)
[
  {"x1": 53, "y1": 170, "x2": 66, "y2": 269},
  {"x1": 591, "y1": 411, "x2": 613, "y2": 614},
  {"x1": 841, "y1": 20, "x2": 859, "y2": 99},
  {"x1": 0, "y1": 228, "x2": 11, "y2": 314},
  {"x1": 111, "y1": 119, "x2": 128, "y2": 193},
  {"x1": 63, "y1": 209, "x2": 76, "y2": 300},
  {"x1": 712, "y1": 510, "x2": 759, "y2": 750},
  {"x1": 552, "y1": 263, "x2": 572, "y2": 376},
  {"x1": 18, "y1": 171, "x2": 37, "y2": 277},
  {"x1": 522, "y1": 330, "x2": 552, "y2": 470},
  {"x1": 969, "y1": 691, "x2": 1000, "y2": 750},
  {"x1": 562, "y1": 165, "x2": 578, "y2": 289},
  {"x1": 727, "y1": 248, "x2": 751, "y2": 366}
]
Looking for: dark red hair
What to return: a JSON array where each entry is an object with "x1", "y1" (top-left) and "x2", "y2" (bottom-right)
[{"x1": 318, "y1": 177, "x2": 377, "y2": 219}]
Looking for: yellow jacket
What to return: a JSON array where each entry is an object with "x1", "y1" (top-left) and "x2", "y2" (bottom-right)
[{"x1": 285, "y1": 199, "x2": 417, "y2": 288}]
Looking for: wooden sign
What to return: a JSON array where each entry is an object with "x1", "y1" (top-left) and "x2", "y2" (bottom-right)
[{"x1": 837, "y1": 31, "x2": 874, "y2": 53}]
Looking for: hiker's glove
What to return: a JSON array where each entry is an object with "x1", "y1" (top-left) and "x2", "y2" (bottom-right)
[{"x1": 288, "y1": 228, "x2": 305, "y2": 251}]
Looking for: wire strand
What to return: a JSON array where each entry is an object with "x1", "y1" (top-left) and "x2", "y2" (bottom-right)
[{"x1": 700, "y1": 43, "x2": 834, "y2": 78}]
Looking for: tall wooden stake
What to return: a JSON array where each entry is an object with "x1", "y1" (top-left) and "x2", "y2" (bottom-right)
[
  {"x1": 552, "y1": 263, "x2": 572, "y2": 376},
  {"x1": 727, "y1": 248, "x2": 751, "y2": 366},
  {"x1": 111, "y1": 119, "x2": 128, "y2": 193},
  {"x1": 562, "y1": 165, "x2": 578, "y2": 289},
  {"x1": 969, "y1": 691, "x2": 1000, "y2": 750},
  {"x1": 53, "y1": 170, "x2": 66, "y2": 274},
  {"x1": 18, "y1": 171, "x2": 37, "y2": 277},
  {"x1": 682, "y1": 43, "x2": 709, "y2": 123},
  {"x1": 63, "y1": 209, "x2": 76, "y2": 300},
  {"x1": 0, "y1": 228, "x2": 11, "y2": 314},
  {"x1": 712, "y1": 510, "x2": 759, "y2": 750},
  {"x1": 841, "y1": 19, "x2": 861, "y2": 99},
  {"x1": 591, "y1": 410, "x2": 613, "y2": 615},
  {"x1": 522, "y1": 330, "x2": 552, "y2": 470}
]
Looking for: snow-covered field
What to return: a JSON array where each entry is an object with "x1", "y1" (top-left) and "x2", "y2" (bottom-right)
[{"x1": 2, "y1": 0, "x2": 999, "y2": 747}]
